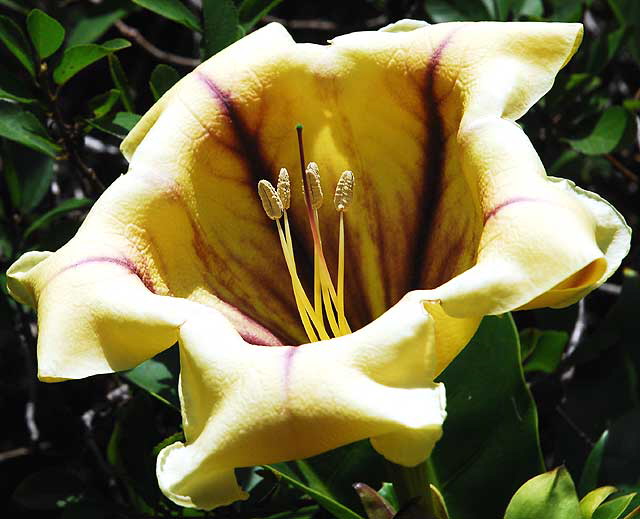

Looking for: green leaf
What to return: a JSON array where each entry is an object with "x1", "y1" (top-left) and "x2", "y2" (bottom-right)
[
  {"x1": 265, "y1": 463, "x2": 365, "y2": 519},
  {"x1": 594, "y1": 494, "x2": 637, "y2": 519},
  {"x1": 149, "y1": 64, "x2": 180, "y2": 100},
  {"x1": 108, "y1": 393, "x2": 164, "y2": 512},
  {"x1": 0, "y1": 101, "x2": 60, "y2": 157},
  {"x1": 26, "y1": 9, "x2": 65, "y2": 59},
  {"x1": 124, "y1": 346, "x2": 180, "y2": 409},
  {"x1": 24, "y1": 198, "x2": 93, "y2": 240},
  {"x1": 0, "y1": 0, "x2": 28, "y2": 13},
  {"x1": 581, "y1": 487, "x2": 618, "y2": 519},
  {"x1": 108, "y1": 54, "x2": 134, "y2": 112},
  {"x1": 568, "y1": 107, "x2": 629, "y2": 155},
  {"x1": 504, "y1": 467, "x2": 582, "y2": 519},
  {"x1": 0, "y1": 14, "x2": 35, "y2": 76},
  {"x1": 202, "y1": 0, "x2": 240, "y2": 58},
  {"x1": 431, "y1": 315, "x2": 544, "y2": 519},
  {"x1": 512, "y1": 0, "x2": 543, "y2": 18},
  {"x1": 67, "y1": 0, "x2": 134, "y2": 46},
  {"x1": 87, "y1": 111, "x2": 141, "y2": 139},
  {"x1": 132, "y1": 0, "x2": 201, "y2": 31},
  {"x1": 521, "y1": 328, "x2": 568, "y2": 374},
  {"x1": 0, "y1": 62, "x2": 37, "y2": 103},
  {"x1": 238, "y1": 0, "x2": 284, "y2": 30},
  {"x1": 587, "y1": 26, "x2": 626, "y2": 74},
  {"x1": 53, "y1": 38, "x2": 131, "y2": 85},
  {"x1": 424, "y1": 0, "x2": 491, "y2": 22},
  {"x1": 88, "y1": 89, "x2": 121, "y2": 119},
  {"x1": 13, "y1": 468, "x2": 85, "y2": 511},
  {"x1": 579, "y1": 431, "x2": 609, "y2": 496}
]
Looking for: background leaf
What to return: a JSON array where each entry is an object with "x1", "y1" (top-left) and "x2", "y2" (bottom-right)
[
  {"x1": 23, "y1": 198, "x2": 93, "y2": 240},
  {"x1": 132, "y1": 0, "x2": 201, "y2": 31},
  {"x1": 568, "y1": 107, "x2": 630, "y2": 155},
  {"x1": 0, "y1": 14, "x2": 35, "y2": 76},
  {"x1": 202, "y1": 0, "x2": 240, "y2": 58},
  {"x1": 431, "y1": 315, "x2": 545, "y2": 519},
  {"x1": 26, "y1": 9, "x2": 65, "y2": 60},
  {"x1": 238, "y1": 0, "x2": 285, "y2": 30},
  {"x1": 504, "y1": 467, "x2": 582, "y2": 519},
  {"x1": 53, "y1": 38, "x2": 131, "y2": 85},
  {"x1": 0, "y1": 102, "x2": 60, "y2": 157},
  {"x1": 149, "y1": 64, "x2": 180, "y2": 100}
]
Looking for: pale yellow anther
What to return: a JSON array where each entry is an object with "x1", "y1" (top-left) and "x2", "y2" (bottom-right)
[
  {"x1": 257, "y1": 179, "x2": 283, "y2": 220},
  {"x1": 305, "y1": 162, "x2": 323, "y2": 209},
  {"x1": 277, "y1": 168, "x2": 291, "y2": 210},
  {"x1": 334, "y1": 170, "x2": 354, "y2": 211}
]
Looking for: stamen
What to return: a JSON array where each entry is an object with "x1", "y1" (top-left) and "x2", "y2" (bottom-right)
[
  {"x1": 305, "y1": 162, "x2": 324, "y2": 209},
  {"x1": 335, "y1": 171, "x2": 355, "y2": 335},
  {"x1": 277, "y1": 168, "x2": 291, "y2": 210},
  {"x1": 257, "y1": 180, "x2": 283, "y2": 220},
  {"x1": 334, "y1": 170, "x2": 354, "y2": 212}
]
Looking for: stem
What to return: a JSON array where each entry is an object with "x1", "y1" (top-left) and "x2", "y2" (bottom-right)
[{"x1": 387, "y1": 461, "x2": 437, "y2": 518}]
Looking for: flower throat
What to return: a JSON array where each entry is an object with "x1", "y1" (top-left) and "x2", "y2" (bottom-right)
[{"x1": 257, "y1": 124, "x2": 354, "y2": 343}]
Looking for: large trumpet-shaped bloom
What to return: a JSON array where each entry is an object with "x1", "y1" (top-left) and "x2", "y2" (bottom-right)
[{"x1": 7, "y1": 20, "x2": 630, "y2": 510}]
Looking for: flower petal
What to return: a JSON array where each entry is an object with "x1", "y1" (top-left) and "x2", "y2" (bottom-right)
[{"x1": 157, "y1": 293, "x2": 446, "y2": 509}]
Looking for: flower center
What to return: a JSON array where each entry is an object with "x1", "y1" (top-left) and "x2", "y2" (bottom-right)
[{"x1": 257, "y1": 125, "x2": 355, "y2": 343}]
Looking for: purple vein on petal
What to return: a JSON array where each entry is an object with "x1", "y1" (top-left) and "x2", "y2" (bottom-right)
[
  {"x1": 282, "y1": 345, "x2": 298, "y2": 396},
  {"x1": 408, "y1": 31, "x2": 456, "y2": 291},
  {"x1": 483, "y1": 197, "x2": 542, "y2": 223},
  {"x1": 49, "y1": 256, "x2": 156, "y2": 293}
]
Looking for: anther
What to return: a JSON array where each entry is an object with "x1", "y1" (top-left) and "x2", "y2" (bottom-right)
[
  {"x1": 305, "y1": 162, "x2": 323, "y2": 209},
  {"x1": 277, "y1": 168, "x2": 291, "y2": 210},
  {"x1": 334, "y1": 170, "x2": 354, "y2": 211},
  {"x1": 258, "y1": 179, "x2": 283, "y2": 220}
]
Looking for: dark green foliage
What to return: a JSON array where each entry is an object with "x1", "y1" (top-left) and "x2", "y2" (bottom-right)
[{"x1": 0, "y1": 1, "x2": 639, "y2": 518}]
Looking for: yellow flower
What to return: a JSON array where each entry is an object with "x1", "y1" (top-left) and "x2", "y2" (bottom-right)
[{"x1": 6, "y1": 19, "x2": 630, "y2": 511}]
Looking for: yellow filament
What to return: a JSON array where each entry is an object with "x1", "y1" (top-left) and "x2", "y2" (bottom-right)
[
  {"x1": 337, "y1": 211, "x2": 350, "y2": 334},
  {"x1": 276, "y1": 219, "x2": 328, "y2": 342}
]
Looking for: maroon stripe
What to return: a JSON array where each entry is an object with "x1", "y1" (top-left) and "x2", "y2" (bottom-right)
[
  {"x1": 282, "y1": 345, "x2": 298, "y2": 395},
  {"x1": 483, "y1": 197, "x2": 540, "y2": 223},
  {"x1": 408, "y1": 33, "x2": 455, "y2": 290},
  {"x1": 53, "y1": 256, "x2": 156, "y2": 293}
]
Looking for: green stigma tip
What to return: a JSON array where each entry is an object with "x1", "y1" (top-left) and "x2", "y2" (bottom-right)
[{"x1": 296, "y1": 123, "x2": 303, "y2": 130}]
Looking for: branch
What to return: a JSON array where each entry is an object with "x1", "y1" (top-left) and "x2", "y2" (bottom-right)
[
  {"x1": 115, "y1": 20, "x2": 200, "y2": 68},
  {"x1": 605, "y1": 153, "x2": 639, "y2": 184}
]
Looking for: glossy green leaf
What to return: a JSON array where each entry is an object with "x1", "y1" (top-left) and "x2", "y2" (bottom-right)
[
  {"x1": 0, "y1": 102, "x2": 60, "y2": 157},
  {"x1": 26, "y1": 9, "x2": 65, "y2": 59},
  {"x1": 0, "y1": 14, "x2": 35, "y2": 76},
  {"x1": 23, "y1": 198, "x2": 93, "y2": 240},
  {"x1": 579, "y1": 431, "x2": 610, "y2": 496},
  {"x1": 124, "y1": 346, "x2": 180, "y2": 409},
  {"x1": 202, "y1": 0, "x2": 240, "y2": 58},
  {"x1": 265, "y1": 463, "x2": 365, "y2": 519},
  {"x1": 132, "y1": 0, "x2": 201, "y2": 31},
  {"x1": 504, "y1": 467, "x2": 582, "y2": 519},
  {"x1": 149, "y1": 64, "x2": 180, "y2": 101},
  {"x1": 568, "y1": 107, "x2": 629, "y2": 155},
  {"x1": 606, "y1": 0, "x2": 640, "y2": 62},
  {"x1": 594, "y1": 494, "x2": 637, "y2": 519},
  {"x1": 238, "y1": 0, "x2": 284, "y2": 30},
  {"x1": 67, "y1": 0, "x2": 133, "y2": 46},
  {"x1": 0, "y1": 63, "x2": 37, "y2": 103},
  {"x1": 581, "y1": 487, "x2": 618, "y2": 519},
  {"x1": 521, "y1": 328, "x2": 568, "y2": 373},
  {"x1": 87, "y1": 110, "x2": 141, "y2": 139},
  {"x1": 53, "y1": 38, "x2": 131, "y2": 85},
  {"x1": 431, "y1": 315, "x2": 544, "y2": 519},
  {"x1": 424, "y1": 0, "x2": 491, "y2": 22},
  {"x1": 88, "y1": 89, "x2": 121, "y2": 119},
  {"x1": 108, "y1": 54, "x2": 134, "y2": 112}
]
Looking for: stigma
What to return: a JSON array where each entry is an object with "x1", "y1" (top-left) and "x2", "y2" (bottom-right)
[{"x1": 256, "y1": 126, "x2": 355, "y2": 343}]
